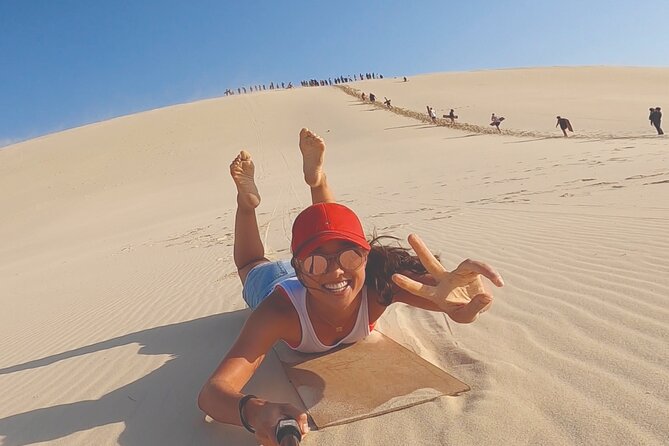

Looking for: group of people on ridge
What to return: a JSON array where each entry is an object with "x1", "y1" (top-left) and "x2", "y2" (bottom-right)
[{"x1": 223, "y1": 72, "x2": 384, "y2": 96}]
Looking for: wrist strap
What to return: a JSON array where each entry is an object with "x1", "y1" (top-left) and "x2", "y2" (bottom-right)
[{"x1": 238, "y1": 394, "x2": 258, "y2": 433}]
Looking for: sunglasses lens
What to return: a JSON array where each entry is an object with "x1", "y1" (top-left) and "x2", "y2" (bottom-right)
[
  {"x1": 339, "y1": 249, "x2": 365, "y2": 270},
  {"x1": 303, "y1": 255, "x2": 328, "y2": 275},
  {"x1": 301, "y1": 249, "x2": 366, "y2": 275}
]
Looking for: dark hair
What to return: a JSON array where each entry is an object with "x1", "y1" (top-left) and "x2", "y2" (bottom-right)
[{"x1": 364, "y1": 234, "x2": 435, "y2": 306}]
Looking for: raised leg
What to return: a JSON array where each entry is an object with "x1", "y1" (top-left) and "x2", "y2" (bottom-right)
[
  {"x1": 230, "y1": 151, "x2": 268, "y2": 284},
  {"x1": 299, "y1": 128, "x2": 335, "y2": 204}
]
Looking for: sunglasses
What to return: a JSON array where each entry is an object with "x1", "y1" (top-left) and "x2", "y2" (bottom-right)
[{"x1": 295, "y1": 248, "x2": 368, "y2": 276}]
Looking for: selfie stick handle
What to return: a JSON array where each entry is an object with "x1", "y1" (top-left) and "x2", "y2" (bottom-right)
[{"x1": 276, "y1": 418, "x2": 302, "y2": 445}]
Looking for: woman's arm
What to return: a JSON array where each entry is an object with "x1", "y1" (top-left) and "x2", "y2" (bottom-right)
[
  {"x1": 198, "y1": 301, "x2": 279, "y2": 425},
  {"x1": 198, "y1": 293, "x2": 309, "y2": 444}
]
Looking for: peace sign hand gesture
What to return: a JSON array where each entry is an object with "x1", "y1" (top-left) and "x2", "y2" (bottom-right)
[{"x1": 392, "y1": 234, "x2": 504, "y2": 323}]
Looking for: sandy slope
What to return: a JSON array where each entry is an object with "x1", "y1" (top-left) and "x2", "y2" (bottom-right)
[
  {"x1": 352, "y1": 66, "x2": 669, "y2": 137},
  {"x1": 1, "y1": 67, "x2": 667, "y2": 446}
]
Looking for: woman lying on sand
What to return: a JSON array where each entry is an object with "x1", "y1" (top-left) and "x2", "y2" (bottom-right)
[{"x1": 198, "y1": 128, "x2": 504, "y2": 445}]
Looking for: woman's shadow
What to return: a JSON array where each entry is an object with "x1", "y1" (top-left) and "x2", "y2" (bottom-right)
[{"x1": 0, "y1": 309, "x2": 303, "y2": 446}]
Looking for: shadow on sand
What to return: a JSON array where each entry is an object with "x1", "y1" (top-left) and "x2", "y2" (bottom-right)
[
  {"x1": 383, "y1": 124, "x2": 425, "y2": 131},
  {"x1": 504, "y1": 136, "x2": 559, "y2": 144},
  {"x1": 0, "y1": 310, "x2": 299, "y2": 446},
  {"x1": 576, "y1": 134, "x2": 664, "y2": 143},
  {"x1": 443, "y1": 134, "x2": 484, "y2": 140}
]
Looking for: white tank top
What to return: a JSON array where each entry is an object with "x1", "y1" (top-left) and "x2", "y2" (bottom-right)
[{"x1": 277, "y1": 277, "x2": 371, "y2": 353}]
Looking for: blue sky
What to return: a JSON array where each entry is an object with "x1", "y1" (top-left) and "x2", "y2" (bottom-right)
[{"x1": 1, "y1": 0, "x2": 668, "y2": 146}]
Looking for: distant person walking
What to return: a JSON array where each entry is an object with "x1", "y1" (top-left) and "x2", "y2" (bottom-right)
[
  {"x1": 446, "y1": 109, "x2": 457, "y2": 124},
  {"x1": 383, "y1": 97, "x2": 392, "y2": 108},
  {"x1": 429, "y1": 107, "x2": 437, "y2": 123},
  {"x1": 369, "y1": 93, "x2": 376, "y2": 103},
  {"x1": 490, "y1": 113, "x2": 504, "y2": 132},
  {"x1": 649, "y1": 107, "x2": 663, "y2": 135},
  {"x1": 361, "y1": 92, "x2": 366, "y2": 101},
  {"x1": 556, "y1": 116, "x2": 573, "y2": 137}
]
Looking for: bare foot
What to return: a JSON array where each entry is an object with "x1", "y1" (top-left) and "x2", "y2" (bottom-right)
[
  {"x1": 230, "y1": 151, "x2": 260, "y2": 209},
  {"x1": 299, "y1": 128, "x2": 326, "y2": 187}
]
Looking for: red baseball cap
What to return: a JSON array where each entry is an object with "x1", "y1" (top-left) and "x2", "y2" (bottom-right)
[{"x1": 291, "y1": 203, "x2": 371, "y2": 258}]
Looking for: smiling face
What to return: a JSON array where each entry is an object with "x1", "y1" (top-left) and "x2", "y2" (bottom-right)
[{"x1": 295, "y1": 239, "x2": 368, "y2": 305}]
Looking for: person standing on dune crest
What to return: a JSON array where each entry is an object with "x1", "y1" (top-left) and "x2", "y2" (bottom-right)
[
  {"x1": 649, "y1": 107, "x2": 663, "y2": 135},
  {"x1": 490, "y1": 113, "x2": 504, "y2": 132},
  {"x1": 556, "y1": 116, "x2": 573, "y2": 137}
]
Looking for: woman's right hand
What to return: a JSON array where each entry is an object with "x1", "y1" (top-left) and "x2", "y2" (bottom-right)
[
  {"x1": 247, "y1": 399, "x2": 309, "y2": 445},
  {"x1": 392, "y1": 234, "x2": 504, "y2": 323}
]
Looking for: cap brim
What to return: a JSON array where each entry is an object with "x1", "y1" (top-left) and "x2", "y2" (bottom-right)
[{"x1": 294, "y1": 232, "x2": 371, "y2": 259}]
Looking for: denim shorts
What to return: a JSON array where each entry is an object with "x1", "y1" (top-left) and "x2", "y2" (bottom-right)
[{"x1": 242, "y1": 260, "x2": 296, "y2": 309}]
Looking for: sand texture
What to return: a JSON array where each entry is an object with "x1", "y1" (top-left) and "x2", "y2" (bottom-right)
[{"x1": 1, "y1": 67, "x2": 668, "y2": 445}]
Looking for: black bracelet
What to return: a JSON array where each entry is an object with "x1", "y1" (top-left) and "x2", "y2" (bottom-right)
[{"x1": 238, "y1": 394, "x2": 258, "y2": 433}]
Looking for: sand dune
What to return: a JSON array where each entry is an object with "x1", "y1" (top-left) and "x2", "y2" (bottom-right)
[
  {"x1": 1, "y1": 67, "x2": 667, "y2": 445},
  {"x1": 349, "y1": 66, "x2": 669, "y2": 137}
]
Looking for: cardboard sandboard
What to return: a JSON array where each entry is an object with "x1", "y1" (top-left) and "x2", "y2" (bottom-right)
[{"x1": 273, "y1": 331, "x2": 470, "y2": 428}]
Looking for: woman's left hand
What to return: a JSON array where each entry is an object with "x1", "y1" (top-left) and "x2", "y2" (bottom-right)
[{"x1": 392, "y1": 234, "x2": 504, "y2": 323}]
